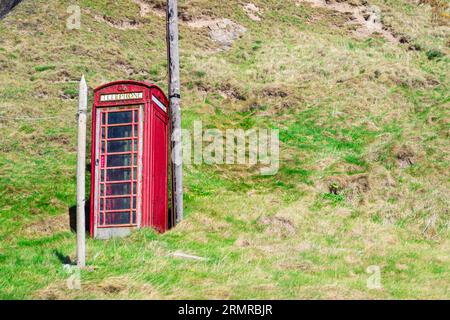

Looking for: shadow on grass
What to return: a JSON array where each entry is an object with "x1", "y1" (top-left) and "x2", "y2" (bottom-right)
[
  {"x1": 68, "y1": 199, "x2": 91, "y2": 233},
  {"x1": 53, "y1": 249, "x2": 72, "y2": 265}
]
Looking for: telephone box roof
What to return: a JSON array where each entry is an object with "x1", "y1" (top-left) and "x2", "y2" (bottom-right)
[{"x1": 94, "y1": 80, "x2": 167, "y2": 94}]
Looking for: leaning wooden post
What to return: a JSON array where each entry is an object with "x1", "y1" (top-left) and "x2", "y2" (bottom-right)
[
  {"x1": 76, "y1": 75, "x2": 88, "y2": 268},
  {"x1": 167, "y1": 0, "x2": 184, "y2": 224}
]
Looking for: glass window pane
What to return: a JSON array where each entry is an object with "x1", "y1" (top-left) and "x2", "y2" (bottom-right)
[
  {"x1": 106, "y1": 168, "x2": 131, "y2": 181},
  {"x1": 97, "y1": 107, "x2": 142, "y2": 226},
  {"x1": 105, "y1": 197, "x2": 131, "y2": 211},
  {"x1": 104, "y1": 183, "x2": 131, "y2": 196},
  {"x1": 107, "y1": 154, "x2": 131, "y2": 167},
  {"x1": 108, "y1": 125, "x2": 133, "y2": 139},
  {"x1": 105, "y1": 212, "x2": 131, "y2": 225},
  {"x1": 107, "y1": 140, "x2": 132, "y2": 153},
  {"x1": 108, "y1": 111, "x2": 132, "y2": 124}
]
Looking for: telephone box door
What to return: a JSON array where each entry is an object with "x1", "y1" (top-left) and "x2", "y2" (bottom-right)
[{"x1": 93, "y1": 106, "x2": 143, "y2": 239}]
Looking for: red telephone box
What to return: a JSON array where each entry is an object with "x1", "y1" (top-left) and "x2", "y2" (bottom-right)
[{"x1": 90, "y1": 80, "x2": 170, "y2": 239}]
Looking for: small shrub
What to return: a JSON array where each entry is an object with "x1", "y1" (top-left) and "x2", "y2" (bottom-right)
[
  {"x1": 426, "y1": 49, "x2": 445, "y2": 60},
  {"x1": 34, "y1": 65, "x2": 56, "y2": 72}
]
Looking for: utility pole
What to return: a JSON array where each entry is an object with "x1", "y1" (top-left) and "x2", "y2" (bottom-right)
[
  {"x1": 167, "y1": 0, "x2": 183, "y2": 224},
  {"x1": 76, "y1": 75, "x2": 87, "y2": 268}
]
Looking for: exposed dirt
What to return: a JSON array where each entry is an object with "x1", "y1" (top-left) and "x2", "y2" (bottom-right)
[
  {"x1": 114, "y1": 59, "x2": 138, "y2": 76},
  {"x1": 296, "y1": 0, "x2": 399, "y2": 43},
  {"x1": 187, "y1": 18, "x2": 247, "y2": 49},
  {"x1": 218, "y1": 82, "x2": 247, "y2": 100},
  {"x1": 243, "y1": 3, "x2": 262, "y2": 21},
  {"x1": 54, "y1": 70, "x2": 74, "y2": 83},
  {"x1": 131, "y1": 0, "x2": 195, "y2": 21},
  {"x1": 94, "y1": 14, "x2": 143, "y2": 30},
  {"x1": 235, "y1": 237, "x2": 251, "y2": 247},
  {"x1": 258, "y1": 215, "x2": 296, "y2": 238},
  {"x1": 260, "y1": 85, "x2": 289, "y2": 98},
  {"x1": 132, "y1": 0, "x2": 165, "y2": 18},
  {"x1": 133, "y1": 0, "x2": 152, "y2": 17},
  {"x1": 34, "y1": 88, "x2": 49, "y2": 99},
  {"x1": 59, "y1": 91, "x2": 75, "y2": 100},
  {"x1": 93, "y1": 2, "x2": 246, "y2": 49},
  {"x1": 327, "y1": 173, "x2": 371, "y2": 201},
  {"x1": 393, "y1": 145, "x2": 416, "y2": 168}
]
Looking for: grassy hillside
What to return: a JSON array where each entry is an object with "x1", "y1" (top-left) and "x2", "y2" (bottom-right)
[{"x1": 0, "y1": 0, "x2": 449, "y2": 299}]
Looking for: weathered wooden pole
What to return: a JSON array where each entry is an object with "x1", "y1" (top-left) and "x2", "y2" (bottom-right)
[
  {"x1": 76, "y1": 75, "x2": 87, "y2": 268},
  {"x1": 167, "y1": 0, "x2": 183, "y2": 224}
]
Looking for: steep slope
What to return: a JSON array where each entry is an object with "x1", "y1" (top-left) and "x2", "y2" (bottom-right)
[{"x1": 0, "y1": 0, "x2": 448, "y2": 299}]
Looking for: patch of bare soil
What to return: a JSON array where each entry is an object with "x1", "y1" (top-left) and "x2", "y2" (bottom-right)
[
  {"x1": 218, "y1": 82, "x2": 247, "y2": 100},
  {"x1": 132, "y1": 0, "x2": 165, "y2": 18},
  {"x1": 260, "y1": 85, "x2": 289, "y2": 98},
  {"x1": 187, "y1": 18, "x2": 247, "y2": 50},
  {"x1": 53, "y1": 70, "x2": 74, "y2": 83},
  {"x1": 296, "y1": 0, "x2": 398, "y2": 43},
  {"x1": 94, "y1": 14, "x2": 143, "y2": 30},
  {"x1": 132, "y1": 0, "x2": 197, "y2": 21},
  {"x1": 243, "y1": 3, "x2": 262, "y2": 21},
  {"x1": 34, "y1": 88, "x2": 49, "y2": 99},
  {"x1": 114, "y1": 59, "x2": 138, "y2": 76},
  {"x1": 327, "y1": 174, "x2": 371, "y2": 202},
  {"x1": 258, "y1": 215, "x2": 296, "y2": 238},
  {"x1": 22, "y1": 214, "x2": 69, "y2": 237},
  {"x1": 393, "y1": 145, "x2": 416, "y2": 168},
  {"x1": 60, "y1": 91, "x2": 75, "y2": 100},
  {"x1": 92, "y1": 1, "x2": 246, "y2": 49},
  {"x1": 235, "y1": 236, "x2": 251, "y2": 247}
]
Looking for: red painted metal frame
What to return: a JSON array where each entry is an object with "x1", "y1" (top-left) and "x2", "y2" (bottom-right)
[
  {"x1": 143, "y1": 91, "x2": 169, "y2": 232},
  {"x1": 90, "y1": 81, "x2": 170, "y2": 237}
]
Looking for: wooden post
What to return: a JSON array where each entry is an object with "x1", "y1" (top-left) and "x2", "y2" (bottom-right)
[
  {"x1": 76, "y1": 75, "x2": 87, "y2": 268},
  {"x1": 167, "y1": 0, "x2": 183, "y2": 224}
]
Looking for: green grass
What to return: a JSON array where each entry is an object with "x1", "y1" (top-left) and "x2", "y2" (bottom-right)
[
  {"x1": 34, "y1": 65, "x2": 56, "y2": 72},
  {"x1": 0, "y1": 0, "x2": 448, "y2": 299}
]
